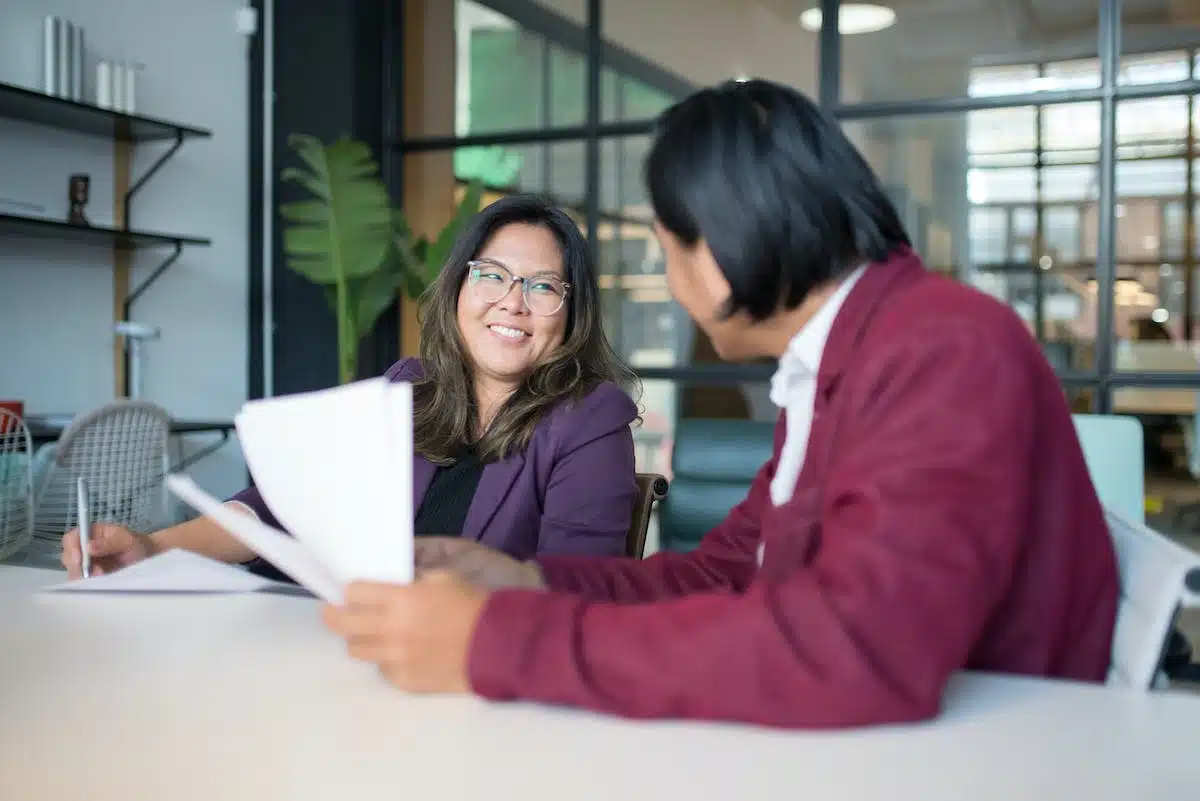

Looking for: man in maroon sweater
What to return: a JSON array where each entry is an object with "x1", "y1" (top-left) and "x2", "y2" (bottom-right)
[{"x1": 323, "y1": 79, "x2": 1119, "y2": 729}]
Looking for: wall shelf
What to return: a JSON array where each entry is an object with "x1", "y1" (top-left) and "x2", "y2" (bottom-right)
[
  {"x1": 0, "y1": 213, "x2": 209, "y2": 249},
  {"x1": 0, "y1": 81, "x2": 211, "y2": 396},
  {"x1": 0, "y1": 81, "x2": 210, "y2": 142}
]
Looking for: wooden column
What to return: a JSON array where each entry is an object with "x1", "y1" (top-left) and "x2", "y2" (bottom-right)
[
  {"x1": 112, "y1": 140, "x2": 132, "y2": 397},
  {"x1": 399, "y1": 0, "x2": 456, "y2": 357}
]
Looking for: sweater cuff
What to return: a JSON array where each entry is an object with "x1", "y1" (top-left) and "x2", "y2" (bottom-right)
[
  {"x1": 224, "y1": 500, "x2": 260, "y2": 520},
  {"x1": 467, "y1": 588, "x2": 573, "y2": 700}
]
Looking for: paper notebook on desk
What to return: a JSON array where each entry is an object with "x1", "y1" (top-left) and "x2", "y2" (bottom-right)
[
  {"x1": 167, "y1": 377, "x2": 415, "y2": 604},
  {"x1": 44, "y1": 548, "x2": 284, "y2": 594}
]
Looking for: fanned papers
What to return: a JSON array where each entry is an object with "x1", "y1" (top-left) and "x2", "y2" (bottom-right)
[{"x1": 167, "y1": 377, "x2": 414, "y2": 603}]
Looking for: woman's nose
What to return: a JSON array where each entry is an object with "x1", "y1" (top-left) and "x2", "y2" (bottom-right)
[{"x1": 494, "y1": 282, "x2": 531, "y2": 314}]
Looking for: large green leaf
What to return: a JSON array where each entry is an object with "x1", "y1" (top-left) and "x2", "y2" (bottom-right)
[
  {"x1": 391, "y1": 181, "x2": 486, "y2": 298},
  {"x1": 281, "y1": 133, "x2": 398, "y2": 384},
  {"x1": 351, "y1": 268, "x2": 406, "y2": 339},
  {"x1": 323, "y1": 275, "x2": 405, "y2": 340},
  {"x1": 279, "y1": 135, "x2": 393, "y2": 286},
  {"x1": 425, "y1": 181, "x2": 484, "y2": 284}
]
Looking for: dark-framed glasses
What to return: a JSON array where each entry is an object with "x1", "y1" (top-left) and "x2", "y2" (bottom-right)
[{"x1": 467, "y1": 259, "x2": 571, "y2": 316}]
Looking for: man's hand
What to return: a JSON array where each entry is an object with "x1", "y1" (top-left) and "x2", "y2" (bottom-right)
[
  {"x1": 322, "y1": 571, "x2": 489, "y2": 694},
  {"x1": 415, "y1": 537, "x2": 546, "y2": 591}
]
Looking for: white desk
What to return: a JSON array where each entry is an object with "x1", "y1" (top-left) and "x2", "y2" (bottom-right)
[{"x1": 1, "y1": 564, "x2": 1197, "y2": 801}]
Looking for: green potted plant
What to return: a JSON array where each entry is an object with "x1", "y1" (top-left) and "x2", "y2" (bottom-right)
[{"x1": 279, "y1": 134, "x2": 483, "y2": 384}]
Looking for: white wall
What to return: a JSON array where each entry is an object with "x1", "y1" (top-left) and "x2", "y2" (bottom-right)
[{"x1": 0, "y1": 0, "x2": 252, "y2": 502}]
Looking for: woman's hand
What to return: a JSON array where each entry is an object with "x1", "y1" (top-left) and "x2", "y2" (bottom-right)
[
  {"x1": 322, "y1": 571, "x2": 489, "y2": 694},
  {"x1": 414, "y1": 537, "x2": 546, "y2": 590},
  {"x1": 60, "y1": 523, "x2": 157, "y2": 580}
]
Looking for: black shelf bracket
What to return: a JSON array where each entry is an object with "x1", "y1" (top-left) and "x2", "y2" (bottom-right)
[
  {"x1": 123, "y1": 241, "x2": 183, "y2": 321},
  {"x1": 123, "y1": 129, "x2": 185, "y2": 227}
]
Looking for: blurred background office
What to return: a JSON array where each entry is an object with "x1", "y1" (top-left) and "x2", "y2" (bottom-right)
[
  {"x1": 3, "y1": 0, "x2": 1200, "y2": 557},
  {"x1": 396, "y1": 0, "x2": 1200, "y2": 540}
]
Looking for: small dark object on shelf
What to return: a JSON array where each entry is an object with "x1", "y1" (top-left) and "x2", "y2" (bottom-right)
[{"x1": 67, "y1": 173, "x2": 89, "y2": 225}]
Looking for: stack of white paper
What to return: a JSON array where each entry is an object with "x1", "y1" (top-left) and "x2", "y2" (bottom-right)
[
  {"x1": 165, "y1": 377, "x2": 414, "y2": 603},
  {"x1": 45, "y1": 549, "x2": 285, "y2": 595}
]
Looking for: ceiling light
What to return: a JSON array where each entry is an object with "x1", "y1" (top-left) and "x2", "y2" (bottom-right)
[{"x1": 800, "y1": 4, "x2": 896, "y2": 35}]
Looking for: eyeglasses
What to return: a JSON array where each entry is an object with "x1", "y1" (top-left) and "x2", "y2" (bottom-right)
[{"x1": 466, "y1": 259, "x2": 571, "y2": 317}]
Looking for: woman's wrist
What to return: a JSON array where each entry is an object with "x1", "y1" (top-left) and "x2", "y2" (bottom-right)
[
  {"x1": 147, "y1": 502, "x2": 257, "y2": 564},
  {"x1": 145, "y1": 528, "x2": 169, "y2": 557}
]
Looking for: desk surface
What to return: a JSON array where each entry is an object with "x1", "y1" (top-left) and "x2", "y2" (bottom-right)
[{"x1": 1, "y1": 564, "x2": 1197, "y2": 801}]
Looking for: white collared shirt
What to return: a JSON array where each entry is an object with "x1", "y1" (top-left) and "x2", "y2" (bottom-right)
[{"x1": 767, "y1": 265, "x2": 866, "y2": 508}]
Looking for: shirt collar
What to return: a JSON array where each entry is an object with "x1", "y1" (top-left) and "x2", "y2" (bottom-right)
[{"x1": 769, "y1": 265, "x2": 867, "y2": 408}]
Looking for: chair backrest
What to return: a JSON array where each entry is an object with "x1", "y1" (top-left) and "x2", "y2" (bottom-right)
[
  {"x1": 1072, "y1": 413, "x2": 1145, "y2": 524},
  {"x1": 626, "y1": 473, "x2": 668, "y2": 558},
  {"x1": 1104, "y1": 509, "x2": 1200, "y2": 689},
  {"x1": 658, "y1": 419, "x2": 775, "y2": 552},
  {"x1": 0, "y1": 408, "x2": 35, "y2": 560},
  {"x1": 33, "y1": 401, "x2": 172, "y2": 538}
]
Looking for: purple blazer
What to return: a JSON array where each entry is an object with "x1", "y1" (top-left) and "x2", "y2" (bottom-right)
[{"x1": 229, "y1": 358, "x2": 638, "y2": 560}]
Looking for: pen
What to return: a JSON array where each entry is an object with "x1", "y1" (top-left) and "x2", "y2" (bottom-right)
[{"x1": 77, "y1": 476, "x2": 91, "y2": 579}]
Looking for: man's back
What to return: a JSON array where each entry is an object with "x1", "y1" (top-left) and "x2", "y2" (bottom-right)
[{"x1": 858, "y1": 271, "x2": 1119, "y2": 682}]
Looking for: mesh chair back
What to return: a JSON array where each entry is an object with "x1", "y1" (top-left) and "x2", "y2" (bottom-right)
[
  {"x1": 32, "y1": 401, "x2": 171, "y2": 541},
  {"x1": 0, "y1": 409, "x2": 34, "y2": 560}
]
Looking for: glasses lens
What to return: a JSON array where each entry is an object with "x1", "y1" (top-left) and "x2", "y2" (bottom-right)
[
  {"x1": 470, "y1": 263, "x2": 513, "y2": 303},
  {"x1": 525, "y1": 278, "x2": 566, "y2": 315}
]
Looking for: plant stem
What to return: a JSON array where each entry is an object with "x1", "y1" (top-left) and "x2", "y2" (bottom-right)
[{"x1": 335, "y1": 278, "x2": 355, "y2": 384}]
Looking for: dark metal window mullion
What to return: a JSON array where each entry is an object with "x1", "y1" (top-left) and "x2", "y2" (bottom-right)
[{"x1": 1094, "y1": 0, "x2": 1121, "y2": 412}]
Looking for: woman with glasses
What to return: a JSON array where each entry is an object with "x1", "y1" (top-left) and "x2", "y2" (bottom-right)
[{"x1": 61, "y1": 195, "x2": 640, "y2": 579}]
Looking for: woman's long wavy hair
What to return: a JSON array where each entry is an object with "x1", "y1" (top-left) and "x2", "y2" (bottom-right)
[{"x1": 413, "y1": 194, "x2": 638, "y2": 465}]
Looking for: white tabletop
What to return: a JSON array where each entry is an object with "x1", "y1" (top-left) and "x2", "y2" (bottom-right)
[{"x1": 1, "y1": 564, "x2": 1197, "y2": 801}]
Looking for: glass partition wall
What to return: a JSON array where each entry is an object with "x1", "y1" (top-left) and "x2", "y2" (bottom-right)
[{"x1": 398, "y1": 0, "x2": 1200, "y2": 534}]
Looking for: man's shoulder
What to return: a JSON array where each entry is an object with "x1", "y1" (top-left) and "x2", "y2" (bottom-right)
[{"x1": 873, "y1": 272, "x2": 1039, "y2": 360}]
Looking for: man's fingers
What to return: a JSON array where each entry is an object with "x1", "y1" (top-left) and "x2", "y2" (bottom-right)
[
  {"x1": 414, "y1": 537, "x2": 474, "y2": 568},
  {"x1": 347, "y1": 639, "x2": 390, "y2": 663},
  {"x1": 413, "y1": 539, "x2": 453, "y2": 569},
  {"x1": 417, "y1": 569, "x2": 458, "y2": 586},
  {"x1": 323, "y1": 604, "x2": 386, "y2": 639},
  {"x1": 342, "y1": 580, "x2": 411, "y2": 611},
  {"x1": 322, "y1": 605, "x2": 398, "y2": 665}
]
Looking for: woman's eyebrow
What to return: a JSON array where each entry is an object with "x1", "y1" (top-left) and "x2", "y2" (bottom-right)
[{"x1": 481, "y1": 257, "x2": 562, "y2": 278}]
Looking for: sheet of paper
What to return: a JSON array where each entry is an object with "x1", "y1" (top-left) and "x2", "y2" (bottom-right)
[
  {"x1": 233, "y1": 377, "x2": 413, "y2": 586},
  {"x1": 166, "y1": 475, "x2": 344, "y2": 603},
  {"x1": 43, "y1": 548, "x2": 276, "y2": 594}
]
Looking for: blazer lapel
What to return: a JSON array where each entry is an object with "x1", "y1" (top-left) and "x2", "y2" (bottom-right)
[
  {"x1": 461, "y1": 451, "x2": 525, "y2": 542},
  {"x1": 818, "y1": 246, "x2": 926, "y2": 390}
]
